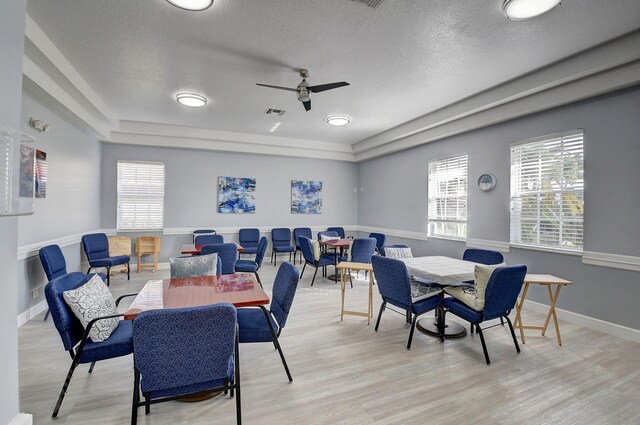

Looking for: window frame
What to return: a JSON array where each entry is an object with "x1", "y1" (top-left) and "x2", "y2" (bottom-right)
[
  {"x1": 509, "y1": 129, "x2": 584, "y2": 253},
  {"x1": 427, "y1": 153, "x2": 469, "y2": 240},
  {"x1": 116, "y1": 160, "x2": 166, "y2": 232}
]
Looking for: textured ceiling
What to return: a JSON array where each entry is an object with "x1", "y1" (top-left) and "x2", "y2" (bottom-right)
[{"x1": 26, "y1": 0, "x2": 640, "y2": 145}]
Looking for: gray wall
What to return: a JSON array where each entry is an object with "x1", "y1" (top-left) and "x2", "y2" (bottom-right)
[
  {"x1": 101, "y1": 144, "x2": 358, "y2": 262},
  {"x1": 0, "y1": 1, "x2": 27, "y2": 423},
  {"x1": 17, "y1": 90, "x2": 103, "y2": 315},
  {"x1": 358, "y1": 87, "x2": 640, "y2": 330}
]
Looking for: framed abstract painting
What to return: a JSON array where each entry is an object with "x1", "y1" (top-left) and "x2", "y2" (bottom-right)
[
  {"x1": 291, "y1": 180, "x2": 322, "y2": 214},
  {"x1": 217, "y1": 176, "x2": 256, "y2": 213}
]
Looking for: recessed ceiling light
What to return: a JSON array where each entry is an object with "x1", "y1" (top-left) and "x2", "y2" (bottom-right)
[
  {"x1": 326, "y1": 115, "x2": 351, "y2": 126},
  {"x1": 176, "y1": 93, "x2": 207, "y2": 108},
  {"x1": 165, "y1": 0, "x2": 213, "y2": 12},
  {"x1": 502, "y1": 0, "x2": 561, "y2": 20}
]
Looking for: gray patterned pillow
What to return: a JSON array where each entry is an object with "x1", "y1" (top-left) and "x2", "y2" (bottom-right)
[
  {"x1": 170, "y1": 253, "x2": 218, "y2": 278},
  {"x1": 384, "y1": 247, "x2": 413, "y2": 259},
  {"x1": 63, "y1": 274, "x2": 119, "y2": 342}
]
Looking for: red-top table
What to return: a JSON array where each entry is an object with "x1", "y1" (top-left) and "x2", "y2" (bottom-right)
[
  {"x1": 180, "y1": 243, "x2": 244, "y2": 255},
  {"x1": 318, "y1": 238, "x2": 352, "y2": 282},
  {"x1": 124, "y1": 274, "x2": 268, "y2": 320}
]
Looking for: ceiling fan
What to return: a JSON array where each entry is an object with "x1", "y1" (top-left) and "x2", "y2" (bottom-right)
[{"x1": 256, "y1": 69, "x2": 349, "y2": 112}]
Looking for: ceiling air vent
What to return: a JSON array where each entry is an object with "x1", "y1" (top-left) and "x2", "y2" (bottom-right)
[
  {"x1": 265, "y1": 108, "x2": 286, "y2": 116},
  {"x1": 352, "y1": 0, "x2": 384, "y2": 9}
]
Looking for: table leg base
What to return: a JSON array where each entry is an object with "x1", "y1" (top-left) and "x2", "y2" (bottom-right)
[{"x1": 417, "y1": 318, "x2": 467, "y2": 339}]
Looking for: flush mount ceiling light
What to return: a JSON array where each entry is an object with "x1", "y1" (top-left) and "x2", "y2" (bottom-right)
[
  {"x1": 326, "y1": 115, "x2": 351, "y2": 126},
  {"x1": 165, "y1": 0, "x2": 213, "y2": 12},
  {"x1": 502, "y1": 0, "x2": 561, "y2": 20},
  {"x1": 176, "y1": 93, "x2": 207, "y2": 107}
]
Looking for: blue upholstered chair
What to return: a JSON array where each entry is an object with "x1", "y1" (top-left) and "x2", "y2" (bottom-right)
[
  {"x1": 239, "y1": 228, "x2": 260, "y2": 256},
  {"x1": 81, "y1": 233, "x2": 130, "y2": 286},
  {"x1": 45, "y1": 272, "x2": 136, "y2": 418},
  {"x1": 192, "y1": 229, "x2": 216, "y2": 243},
  {"x1": 463, "y1": 248, "x2": 504, "y2": 265},
  {"x1": 345, "y1": 237, "x2": 377, "y2": 287},
  {"x1": 379, "y1": 244, "x2": 410, "y2": 257},
  {"x1": 201, "y1": 243, "x2": 238, "y2": 275},
  {"x1": 442, "y1": 264, "x2": 527, "y2": 365},
  {"x1": 299, "y1": 236, "x2": 345, "y2": 286},
  {"x1": 327, "y1": 227, "x2": 347, "y2": 238},
  {"x1": 368, "y1": 233, "x2": 387, "y2": 254},
  {"x1": 293, "y1": 227, "x2": 312, "y2": 265},
  {"x1": 39, "y1": 244, "x2": 67, "y2": 321},
  {"x1": 237, "y1": 262, "x2": 299, "y2": 382},
  {"x1": 235, "y1": 237, "x2": 268, "y2": 286},
  {"x1": 371, "y1": 255, "x2": 442, "y2": 349},
  {"x1": 194, "y1": 234, "x2": 224, "y2": 246},
  {"x1": 132, "y1": 303, "x2": 240, "y2": 425},
  {"x1": 271, "y1": 228, "x2": 294, "y2": 266}
]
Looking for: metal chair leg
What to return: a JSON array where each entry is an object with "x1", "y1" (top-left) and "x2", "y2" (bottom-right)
[
  {"x1": 131, "y1": 368, "x2": 140, "y2": 425},
  {"x1": 127, "y1": 262, "x2": 130, "y2": 280},
  {"x1": 311, "y1": 267, "x2": 319, "y2": 286},
  {"x1": 476, "y1": 325, "x2": 491, "y2": 365},
  {"x1": 44, "y1": 309, "x2": 50, "y2": 321},
  {"x1": 500, "y1": 317, "x2": 505, "y2": 326},
  {"x1": 505, "y1": 315, "x2": 521, "y2": 353},
  {"x1": 407, "y1": 313, "x2": 419, "y2": 350},
  {"x1": 144, "y1": 394, "x2": 150, "y2": 415},
  {"x1": 259, "y1": 306, "x2": 292, "y2": 382},
  {"x1": 255, "y1": 272, "x2": 263, "y2": 288},
  {"x1": 374, "y1": 301, "x2": 386, "y2": 331},
  {"x1": 88, "y1": 361, "x2": 96, "y2": 373},
  {"x1": 300, "y1": 263, "x2": 306, "y2": 279},
  {"x1": 106, "y1": 267, "x2": 111, "y2": 286},
  {"x1": 52, "y1": 356, "x2": 81, "y2": 417},
  {"x1": 439, "y1": 309, "x2": 447, "y2": 342}
]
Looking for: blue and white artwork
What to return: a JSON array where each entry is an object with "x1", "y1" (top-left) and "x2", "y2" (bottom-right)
[
  {"x1": 217, "y1": 176, "x2": 256, "y2": 214},
  {"x1": 291, "y1": 180, "x2": 322, "y2": 214}
]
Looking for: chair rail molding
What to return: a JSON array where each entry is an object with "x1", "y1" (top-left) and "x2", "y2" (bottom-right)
[
  {"x1": 356, "y1": 225, "x2": 428, "y2": 241},
  {"x1": 160, "y1": 225, "x2": 359, "y2": 236},
  {"x1": 582, "y1": 251, "x2": 640, "y2": 272},
  {"x1": 17, "y1": 229, "x2": 117, "y2": 261},
  {"x1": 465, "y1": 238, "x2": 510, "y2": 253}
]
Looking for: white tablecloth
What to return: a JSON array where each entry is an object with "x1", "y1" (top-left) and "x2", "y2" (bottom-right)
[{"x1": 400, "y1": 256, "x2": 478, "y2": 285}]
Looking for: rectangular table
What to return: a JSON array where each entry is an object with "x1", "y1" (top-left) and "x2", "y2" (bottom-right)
[
  {"x1": 513, "y1": 274, "x2": 573, "y2": 346},
  {"x1": 180, "y1": 243, "x2": 244, "y2": 255},
  {"x1": 336, "y1": 262, "x2": 374, "y2": 324},
  {"x1": 124, "y1": 273, "x2": 269, "y2": 320}
]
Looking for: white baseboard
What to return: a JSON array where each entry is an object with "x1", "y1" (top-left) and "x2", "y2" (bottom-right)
[
  {"x1": 17, "y1": 300, "x2": 48, "y2": 328},
  {"x1": 520, "y1": 298, "x2": 640, "y2": 344},
  {"x1": 9, "y1": 413, "x2": 33, "y2": 425}
]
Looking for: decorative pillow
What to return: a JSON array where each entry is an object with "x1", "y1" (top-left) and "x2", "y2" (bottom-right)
[
  {"x1": 63, "y1": 274, "x2": 119, "y2": 342},
  {"x1": 320, "y1": 235, "x2": 340, "y2": 242},
  {"x1": 346, "y1": 240, "x2": 354, "y2": 262},
  {"x1": 410, "y1": 280, "x2": 441, "y2": 302},
  {"x1": 309, "y1": 240, "x2": 321, "y2": 261},
  {"x1": 170, "y1": 253, "x2": 218, "y2": 278},
  {"x1": 445, "y1": 263, "x2": 505, "y2": 311},
  {"x1": 384, "y1": 247, "x2": 413, "y2": 259}
]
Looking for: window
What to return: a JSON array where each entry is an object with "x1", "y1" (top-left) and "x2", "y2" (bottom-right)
[
  {"x1": 428, "y1": 154, "x2": 468, "y2": 238},
  {"x1": 510, "y1": 130, "x2": 584, "y2": 251},
  {"x1": 117, "y1": 161, "x2": 165, "y2": 230}
]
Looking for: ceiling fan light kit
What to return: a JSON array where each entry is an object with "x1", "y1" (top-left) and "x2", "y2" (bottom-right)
[
  {"x1": 165, "y1": 0, "x2": 213, "y2": 11},
  {"x1": 256, "y1": 69, "x2": 350, "y2": 112},
  {"x1": 326, "y1": 115, "x2": 351, "y2": 126},
  {"x1": 502, "y1": 0, "x2": 561, "y2": 20},
  {"x1": 176, "y1": 93, "x2": 207, "y2": 107}
]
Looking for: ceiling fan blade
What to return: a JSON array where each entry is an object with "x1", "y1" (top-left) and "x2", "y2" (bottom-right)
[
  {"x1": 303, "y1": 100, "x2": 311, "y2": 111},
  {"x1": 308, "y1": 82, "x2": 350, "y2": 93},
  {"x1": 256, "y1": 83, "x2": 298, "y2": 92}
]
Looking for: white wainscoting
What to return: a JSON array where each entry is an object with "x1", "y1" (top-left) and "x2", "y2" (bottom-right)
[
  {"x1": 17, "y1": 228, "x2": 116, "y2": 261},
  {"x1": 582, "y1": 251, "x2": 640, "y2": 272}
]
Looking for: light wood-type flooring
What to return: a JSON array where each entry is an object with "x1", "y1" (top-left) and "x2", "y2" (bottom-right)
[{"x1": 19, "y1": 259, "x2": 640, "y2": 425}]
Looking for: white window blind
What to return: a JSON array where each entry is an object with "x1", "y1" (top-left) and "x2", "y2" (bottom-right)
[
  {"x1": 428, "y1": 154, "x2": 468, "y2": 238},
  {"x1": 117, "y1": 161, "x2": 165, "y2": 230},
  {"x1": 510, "y1": 130, "x2": 584, "y2": 251}
]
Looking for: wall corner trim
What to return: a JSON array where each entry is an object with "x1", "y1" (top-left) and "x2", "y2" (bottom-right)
[
  {"x1": 9, "y1": 413, "x2": 33, "y2": 425},
  {"x1": 582, "y1": 251, "x2": 640, "y2": 272},
  {"x1": 356, "y1": 225, "x2": 428, "y2": 241},
  {"x1": 465, "y1": 238, "x2": 510, "y2": 253}
]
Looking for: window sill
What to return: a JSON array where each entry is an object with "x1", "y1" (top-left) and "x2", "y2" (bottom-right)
[
  {"x1": 428, "y1": 235, "x2": 466, "y2": 243},
  {"x1": 509, "y1": 243, "x2": 583, "y2": 257},
  {"x1": 116, "y1": 229, "x2": 164, "y2": 233}
]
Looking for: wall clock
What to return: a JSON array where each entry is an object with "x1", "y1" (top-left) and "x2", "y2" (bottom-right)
[{"x1": 478, "y1": 173, "x2": 497, "y2": 191}]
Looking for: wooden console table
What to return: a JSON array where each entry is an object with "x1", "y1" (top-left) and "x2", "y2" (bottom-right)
[
  {"x1": 513, "y1": 274, "x2": 573, "y2": 346},
  {"x1": 336, "y1": 262, "x2": 374, "y2": 325}
]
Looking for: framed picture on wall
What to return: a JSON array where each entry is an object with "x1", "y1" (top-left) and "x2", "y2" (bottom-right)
[
  {"x1": 217, "y1": 176, "x2": 256, "y2": 213},
  {"x1": 291, "y1": 180, "x2": 322, "y2": 214}
]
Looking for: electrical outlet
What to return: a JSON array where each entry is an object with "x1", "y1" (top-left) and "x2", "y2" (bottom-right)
[
  {"x1": 360, "y1": 187, "x2": 364, "y2": 192},
  {"x1": 32, "y1": 287, "x2": 39, "y2": 299},
  {"x1": 353, "y1": 187, "x2": 357, "y2": 193}
]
